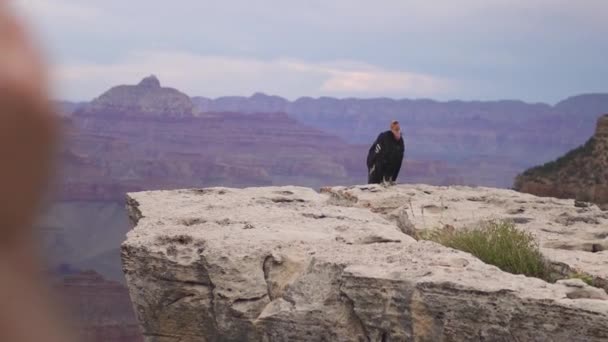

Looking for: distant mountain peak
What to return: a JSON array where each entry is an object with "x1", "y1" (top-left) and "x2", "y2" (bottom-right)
[
  {"x1": 138, "y1": 75, "x2": 161, "y2": 88},
  {"x1": 78, "y1": 76, "x2": 195, "y2": 117}
]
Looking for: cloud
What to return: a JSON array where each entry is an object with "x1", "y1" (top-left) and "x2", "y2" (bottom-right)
[
  {"x1": 12, "y1": 0, "x2": 608, "y2": 102},
  {"x1": 278, "y1": 60, "x2": 450, "y2": 96},
  {"x1": 52, "y1": 51, "x2": 453, "y2": 100},
  {"x1": 321, "y1": 70, "x2": 447, "y2": 95}
]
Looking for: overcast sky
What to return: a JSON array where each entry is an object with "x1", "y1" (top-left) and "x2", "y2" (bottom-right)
[{"x1": 12, "y1": 0, "x2": 608, "y2": 102}]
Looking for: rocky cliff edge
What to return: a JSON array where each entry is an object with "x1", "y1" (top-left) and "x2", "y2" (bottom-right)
[{"x1": 122, "y1": 184, "x2": 608, "y2": 341}]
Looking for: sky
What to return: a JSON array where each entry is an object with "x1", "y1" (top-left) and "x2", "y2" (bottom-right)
[{"x1": 12, "y1": 0, "x2": 608, "y2": 103}]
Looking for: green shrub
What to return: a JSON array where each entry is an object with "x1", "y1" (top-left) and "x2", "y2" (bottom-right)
[{"x1": 426, "y1": 221, "x2": 551, "y2": 281}]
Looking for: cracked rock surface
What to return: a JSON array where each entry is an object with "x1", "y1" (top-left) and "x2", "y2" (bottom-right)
[
  {"x1": 122, "y1": 185, "x2": 608, "y2": 341},
  {"x1": 323, "y1": 184, "x2": 608, "y2": 291}
]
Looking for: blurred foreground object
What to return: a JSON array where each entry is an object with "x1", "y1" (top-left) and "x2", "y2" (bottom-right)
[{"x1": 0, "y1": 3, "x2": 73, "y2": 342}]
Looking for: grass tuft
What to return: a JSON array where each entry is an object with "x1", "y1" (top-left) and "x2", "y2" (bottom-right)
[
  {"x1": 421, "y1": 221, "x2": 602, "y2": 287},
  {"x1": 424, "y1": 221, "x2": 551, "y2": 281}
]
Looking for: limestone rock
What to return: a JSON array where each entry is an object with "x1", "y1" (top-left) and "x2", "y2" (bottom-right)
[{"x1": 122, "y1": 185, "x2": 608, "y2": 341}]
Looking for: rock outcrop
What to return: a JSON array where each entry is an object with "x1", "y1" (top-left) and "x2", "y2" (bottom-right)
[
  {"x1": 122, "y1": 185, "x2": 608, "y2": 341},
  {"x1": 515, "y1": 114, "x2": 608, "y2": 206}
]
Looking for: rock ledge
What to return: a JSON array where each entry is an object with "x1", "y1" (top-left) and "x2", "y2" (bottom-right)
[{"x1": 122, "y1": 185, "x2": 608, "y2": 341}]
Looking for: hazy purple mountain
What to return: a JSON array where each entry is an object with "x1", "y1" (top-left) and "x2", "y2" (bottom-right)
[
  {"x1": 193, "y1": 92, "x2": 608, "y2": 187},
  {"x1": 554, "y1": 93, "x2": 608, "y2": 128}
]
